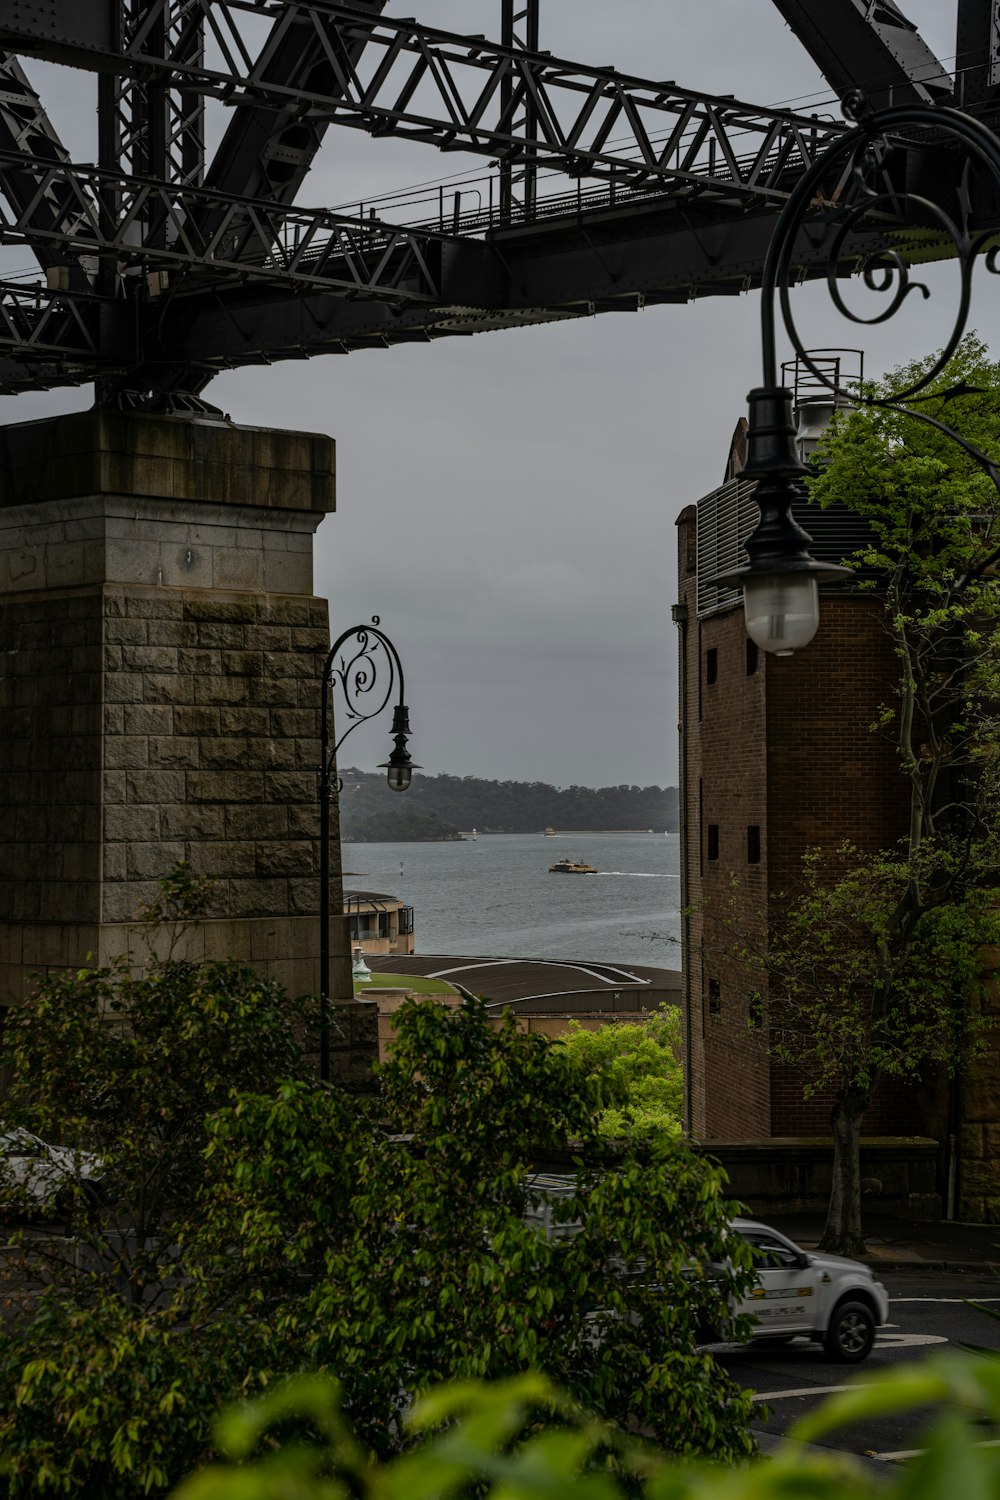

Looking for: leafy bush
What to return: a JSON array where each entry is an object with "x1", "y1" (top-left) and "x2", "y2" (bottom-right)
[
  {"x1": 558, "y1": 1008, "x2": 683, "y2": 1138},
  {"x1": 0, "y1": 968, "x2": 755, "y2": 1495},
  {"x1": 171, "y1": 1358, "x2": 1000, "y2": 1500}
]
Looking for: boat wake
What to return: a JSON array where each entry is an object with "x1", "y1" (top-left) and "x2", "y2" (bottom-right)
[{"x1": 597, "y1": 871, "x2": 678, "y2": 878}]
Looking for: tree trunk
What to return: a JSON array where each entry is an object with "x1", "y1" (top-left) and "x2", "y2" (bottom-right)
[{"x1": 819, "y1": 1088, "x2": 869, "y2": 1257}]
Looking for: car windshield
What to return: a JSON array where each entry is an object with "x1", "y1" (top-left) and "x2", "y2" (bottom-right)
[
  {"x1": 0, "y1": 1130, "x2": 44, "y2": 1158},
  {"x1": 739, "y1": 1229, "x2": 803, "y2": 1270}
]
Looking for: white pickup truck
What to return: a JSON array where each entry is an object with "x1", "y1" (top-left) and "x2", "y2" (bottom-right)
[{"x1": 731, "y1": 1216, "x2": 889, "y2": 1362}]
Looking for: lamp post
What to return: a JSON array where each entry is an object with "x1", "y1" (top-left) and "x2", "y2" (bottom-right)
[
  {"x1": 719, "y1": 89, "x2": 1000, "y2": 649},
  {"x1": 317, "y1": 618, "x2": 415, "y2": 1083}
]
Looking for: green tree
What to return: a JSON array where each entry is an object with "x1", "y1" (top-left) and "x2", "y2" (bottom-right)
[
  {"x1": 732, "y1": 336, "x2": 1000, "y2": 1253},
  {"x1": 723, "y1": 848, "x2": 996, "y2": 1255},
  {"x1": 183, "y1": 997, "x2": 755, "y2": 1464},
  {"x1": 0, "y1": 993, "x2": 757, "y2": 1495},
  {"x1": 0, "y1": 862, "x2": 305, "y2": 1304},
  {"x1": 558, "y1": 1008, "x2": 683, "y2": 1138}
]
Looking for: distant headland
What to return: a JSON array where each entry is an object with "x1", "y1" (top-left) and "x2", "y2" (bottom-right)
[{"x1": 338, "y1": 770, "x2": 678, "y2": 843}]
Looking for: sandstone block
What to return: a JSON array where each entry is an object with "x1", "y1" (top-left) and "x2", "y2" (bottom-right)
[
  {"x1": 251, "y1": 677, "x2": 299, "y2": 707},
  {"x1": 199, "y1": 738, "x2": 250, "y2": 770},
  {"x1": 187, "y1": 770, "x2": 262, "y2": 803},
  {"x1": 103, "y1": 771, "x2": 127, "y2": 805},
  {"x1": 159, "y1": 804, "x2": 225, "y2": 839},
  {"x1": 127, "y1": 841, "x2": 185, "y2": 881},
  {"x1": 190, "y1": 841, "x2": 257, "y2": 877},
  {"x1": 264, "y1": 771, "x2": 315, "y2": 804},
  {"x1": 183, "y1": 597, "x2": 255, "y2": 624},
  {"x1": 122, "y1": 645, "x2": 178, "y2": 674},
  {"x1": 221, "y1": 649, "x2": 262, "y2": 677},
  {"x1": 288, "y1": 877, "x2": 318, "y2": 915},
  {"x1": 102, "y1": 880, "x2": 159, "y2": 923},
  {"x1": 126, "y1": 592, "x2": 184, "y2": 621},
  {"x1": 195, "y1": 676, "x2": 249, "y2": 706},
  {"x1": 104, "y1": 736, "x2": 150, "y2": 771},
  {"x1": 123, "y1": 705, "x2": 174, "y2": 737},
  {"x1": 126, "y1": 769, "x2": 186, "y2": 805},
  {"x1": 149, "y1": 737, "x2": 201, "y2": 770},
  {"x1": 226, "y1": 805, "x2": 287, "y2": 840},
  {"x1": 220, "y1": 708, "x2": 268, "y2": 736},
  {"x1": 269, "y1": 708, "x2": 316, "y2": 739},
  {"x1": 104, "y1": 672, "x2": 145, "y2": 703},
  {"x1": 144, "y1": 674, "x2": 189, "y2": 706},
  {"x1": 286, "y1": 805, "x2": 319, "y2": 840},
  {"x1": 263, "y1": 553, "x2": 312, "y2": 593},
  {"x1": 263, "y1": 651, "x2": 313, "y2": 680},
  {"x1": 173, "y1": 706, "x2": 220, "y2": 736},
  {"x1": 177, "y1": 649, "x2": 221, "y2": 675},
  {"x1": 229, "y1": 879, "x2": 289, "y2": 918},
  {"x1": 147, "y1": 619, "x2": 198, "y2": 648},
  {"x1": 256, "y1": 840, "x2": 314, "y2": 878},
  {"x1": 105, "y1": 805, "x2": 160, "y2": 842}
]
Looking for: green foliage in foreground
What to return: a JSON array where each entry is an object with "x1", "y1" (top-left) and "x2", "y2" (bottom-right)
[
  {"x1": 170, "y1": 1358, "x2": 1000, "y2": 1500},
  {"x1": 558, "y1": 1008, "x2": 683, "y2": 1138},
  {"x1": 184, "y1": 999, "x2": 754, "y2": 1463},
  {"x1": 0, "y1": 862, "x2": 305, "y2": 1306},
  {"x1": 0, "y1": 986, "x2": 755, "y2": 1496}
]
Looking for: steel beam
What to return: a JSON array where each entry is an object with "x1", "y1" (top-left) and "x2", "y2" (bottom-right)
[
  {"x1": 0, "y1": 1, "x2": 845, "y2": 192},
  {"x1": 0, "y1": 149, "x2": 447, "y2": 302},
  {"x1": 956, "y1": 0, "x2": 1000, "y2": 105},
  {"x1": 770, "y1": 0, "x2": 953, "y2": 109}
]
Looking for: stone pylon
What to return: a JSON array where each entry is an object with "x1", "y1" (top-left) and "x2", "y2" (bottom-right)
[{"x1": 0, "y1": 409, "x2": 356, "y2": 1027}]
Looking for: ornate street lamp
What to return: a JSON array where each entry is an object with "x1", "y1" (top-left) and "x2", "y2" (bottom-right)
[
  {"x1": 719, "y1": 89, "x2": 1000, "y2": 651},
  {"x1": 317, "y1": 618, "x2": 416, "y2": 1082}
]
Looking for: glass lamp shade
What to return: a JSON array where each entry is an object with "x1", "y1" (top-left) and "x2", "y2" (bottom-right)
[
  {"x1": 385, "y1": 761, "x2": 412, "y2": 792},
  {"x1": 352, "y1": 948, "x2": 372, "y2": 985},
  {"x1": 743, "y1": 572, "x2": 820, "y2": 656}
]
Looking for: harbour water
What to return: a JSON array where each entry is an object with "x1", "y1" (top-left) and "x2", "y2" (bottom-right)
[{"x1": 342, "y1": 831, "x2": 681, "y2": 970}]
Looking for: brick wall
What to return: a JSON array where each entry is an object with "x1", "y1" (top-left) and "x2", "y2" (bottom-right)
[{"x1": 677, "y1": 504, "x2": 917, "y2": 1144}]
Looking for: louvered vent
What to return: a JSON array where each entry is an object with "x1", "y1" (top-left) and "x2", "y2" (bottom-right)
[
  {"x1": 696, "y1": 478, "x2": 759, "y2": 616},
  {"x1": 696, "y1": 484, "x2": 877, "y2": 618}
]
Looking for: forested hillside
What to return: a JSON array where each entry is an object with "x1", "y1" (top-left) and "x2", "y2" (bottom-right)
[{"x1": 338, "y1": 770, "x2": 678, "y2": 841}]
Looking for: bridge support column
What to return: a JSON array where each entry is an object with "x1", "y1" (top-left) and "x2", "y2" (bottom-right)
[{"x1": 0, "y1": 409, "x2": 356, "y2": 1048}]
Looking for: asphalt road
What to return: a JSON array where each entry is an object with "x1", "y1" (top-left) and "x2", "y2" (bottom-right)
[{"x1": 712, "y1": 1270, "x2": 1000, "y2": 1471}]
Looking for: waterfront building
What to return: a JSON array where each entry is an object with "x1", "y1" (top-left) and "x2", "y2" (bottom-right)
[{"x1": 344, "y1": 889, "x2": 415, "y2": 959}]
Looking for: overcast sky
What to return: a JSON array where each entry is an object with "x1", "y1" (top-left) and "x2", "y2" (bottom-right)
[{"x1": 2, "y1": 2, "x2": 996, "y2": 789}]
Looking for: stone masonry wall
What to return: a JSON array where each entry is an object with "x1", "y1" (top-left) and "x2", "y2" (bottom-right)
[
  {"x1": 101, "y1": 585, "x2": 327, "y2": 926},
  {"x1": 0, "y1": 410, "x2": 347, "y2": 1009}
]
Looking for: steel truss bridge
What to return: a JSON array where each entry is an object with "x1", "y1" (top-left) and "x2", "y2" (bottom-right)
[{"x1": 0, "y1": 0, "x2": 996, "y2": 409}]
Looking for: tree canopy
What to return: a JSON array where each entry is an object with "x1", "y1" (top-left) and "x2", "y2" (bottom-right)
[
  {"x1": 0, "y1": 951, "x2": 756, "y2": 1495},
  {"x1": 558, "y1": 1008, "x2": 683, "y2": 1138}
]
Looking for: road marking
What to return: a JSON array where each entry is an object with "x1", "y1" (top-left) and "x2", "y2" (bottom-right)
[
  {"x1": 752, "y1": 1385, "x2": 862, "y2": 1403},
  {"x1": 873, "y1": 1439, "x2": 1000, "y2": 1463},
  {"x1": 875, "y1": 1332, "x2": 949, "y2": 1348},
  {"x1": 891, "y1": 1296, "x2": 1000, "y2": 1304}
]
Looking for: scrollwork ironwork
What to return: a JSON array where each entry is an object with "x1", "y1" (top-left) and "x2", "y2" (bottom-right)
[
  {"x1": 758, "y1": 90, "x2": 1000, "y2": 590},
  {"x1": 320, "y1": 616, "x2": 406, "y2": 784}
]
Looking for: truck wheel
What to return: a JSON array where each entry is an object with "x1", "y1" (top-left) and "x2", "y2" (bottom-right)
[{"x1": 823, "y1": 1300, "x2": 875, "y2": 1362}]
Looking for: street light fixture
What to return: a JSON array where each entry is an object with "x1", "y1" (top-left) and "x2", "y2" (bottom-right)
[
  {"x1": 317, "y1": 618, "x2": 416, "y2": 1083},
  {"x1": 720, "y1": 89, "x2": 1000, "y2": 650}
]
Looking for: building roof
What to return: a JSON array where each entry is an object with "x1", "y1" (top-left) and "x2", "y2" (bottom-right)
[
  {"x1": 343, "y1": 889, "x2": 404, "y2": 906},
  {"x1": 371, "y1": 953, "x2": 680, "y2": 1011}
]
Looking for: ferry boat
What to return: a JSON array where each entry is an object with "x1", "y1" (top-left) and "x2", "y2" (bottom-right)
[{"x1": 549, "y1": 857, "x2": 598, "y2": 874}]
